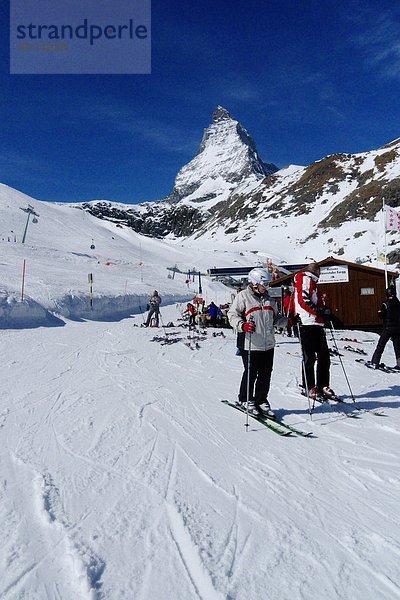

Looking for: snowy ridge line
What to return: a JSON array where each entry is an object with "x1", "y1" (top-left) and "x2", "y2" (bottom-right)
[
  {"x1": 0, "y1": 290, "x2": 192, "y2": 329},
  {"x1": 37, "y1": 472, "x2": 106, "y2": 599}
]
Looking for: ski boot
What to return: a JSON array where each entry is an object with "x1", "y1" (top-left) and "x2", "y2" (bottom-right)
[
  {"x1": 309, "y1": 387, "x2": 325, "y2": 403},
  {"x1": 258, "y1": 402, "x2": 276, "y2": 420},
  {"x1": 322, "y1": 386, "x2": 339, "y2": 401}
]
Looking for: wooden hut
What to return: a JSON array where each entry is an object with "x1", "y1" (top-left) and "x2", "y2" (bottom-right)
[{"x1": 270, "y1": 257, "x2": 398, "y2": 331}]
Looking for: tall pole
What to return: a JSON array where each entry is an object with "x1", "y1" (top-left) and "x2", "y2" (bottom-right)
[
  {"x1": 88, "y1": 273, "x2": 93, "y2": 308},
  {"x1": 21, "y1": 259, "x2": 26, "y2": 301},
  {"x1": 383, "y1": 197, "x2": 388, "y2": 287},
  {"x1": 21, "y1": 211, "x2": 31, "y2": 244},
  {"x1": 20, "y1": 205, "x2": 39, "y2": 244},
  {"x1": 139, "y1": 240, "x2": 143, "y2": 282}
]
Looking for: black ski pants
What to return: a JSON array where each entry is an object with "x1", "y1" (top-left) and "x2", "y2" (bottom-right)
[
  {"x1": 299, "y1": 325, "x2": 330, "y2": 391},
  {"x1": 239, "y1": 348, "x2": 274, "y2": 406},
  {"x1": 371, "y1": 327, "x2": 400, "y2": 367},
  {"x1": 145, "y1": 305, "x2": 160, "y2": 327}
]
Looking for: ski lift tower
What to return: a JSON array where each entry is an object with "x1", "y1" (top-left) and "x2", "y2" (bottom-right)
[{"x1": 20, "y1": 204, "x2": 39, "y2": 244}]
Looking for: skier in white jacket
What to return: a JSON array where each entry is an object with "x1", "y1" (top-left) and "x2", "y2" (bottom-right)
[{"x1": 228, "y1": 267, "x2": 277, "y2": 418}]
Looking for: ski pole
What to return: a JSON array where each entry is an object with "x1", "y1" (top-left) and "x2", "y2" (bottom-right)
[
  {"x1": 245, "y1": 316, "x2": 256, "y2": 431},
  {"x1": 245, "y1": 327, "x2": 252, "y2": 431},
  {"x1": 296, "y1": 321, "x2": 313, "y2": 418},
  {"x1": 328, "y1": 323, "x2": 355, "y2": 402},
  {"x1": 138, "y1": 297, "x2": 147, "y2": 325}
]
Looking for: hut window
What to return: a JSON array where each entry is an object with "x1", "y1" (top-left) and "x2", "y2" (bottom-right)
[{"x1": 360, "y1": 287, "x2": 375, "y2": 295}]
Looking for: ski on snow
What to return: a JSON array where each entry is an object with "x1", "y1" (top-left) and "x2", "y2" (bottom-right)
[
  {"x1": 221, "y1": 401, "x2": 313, "y2": 437},
  {"x1": 355, "y1": 358, "x2": 399, "y2": 374},
  {"x1": 297, "y1": 387, "x2": 385, "y2": 418},
  {"x1": 343, "y1": 345, "x2": 367, "y2": 356},
  {"x1": 297, "y1": 389, "x2": 361, "y2": 419}
]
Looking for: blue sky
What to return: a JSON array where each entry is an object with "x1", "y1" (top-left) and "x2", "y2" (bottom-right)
[{"x1": 1, "y1": 0, "x2": 400, "y2": 203}]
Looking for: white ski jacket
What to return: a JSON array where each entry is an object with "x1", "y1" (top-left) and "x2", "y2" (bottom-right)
[{"x1": 228, "y1": 286, "x2": 277, "y2": 351}]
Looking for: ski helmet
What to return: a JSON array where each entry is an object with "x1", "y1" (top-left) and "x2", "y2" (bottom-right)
[
  {"x1": 386, "y1": 286, "x2": 397, "y2": 298},
  {"x1": 248, "y1": 267, "x2": 271, "y2": 287}
]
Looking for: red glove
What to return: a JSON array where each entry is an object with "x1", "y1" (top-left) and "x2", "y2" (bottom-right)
[{"x1": 243, "y1": 321, "x2": 256, "y2": 333}]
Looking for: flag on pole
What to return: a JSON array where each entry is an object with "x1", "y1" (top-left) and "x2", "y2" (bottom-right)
[
  {"x1": 377, "y1": 251, "x2": 388, "y2": 264},
  {"x1": 385, "y1": 206, "x2": 400, "y2": 232}
]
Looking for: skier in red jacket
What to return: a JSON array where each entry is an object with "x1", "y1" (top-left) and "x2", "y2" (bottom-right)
[
  {"x1": 184, "y1": 303, "x2": 197, "y2": 328},
  {"x1": 294, "y1": 263, "x2": 335, "y2": 402},
  {"x1": 283, "y1": 287, "x2": 295, "y2": 337}
]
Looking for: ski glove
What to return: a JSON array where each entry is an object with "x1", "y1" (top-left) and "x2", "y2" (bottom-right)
[
  {"x1": 317, "y1": 307, "x2": 331, "y2": 316},
  {"x1": 243, "y1": 321, "x2": 256, "y2": 333}
]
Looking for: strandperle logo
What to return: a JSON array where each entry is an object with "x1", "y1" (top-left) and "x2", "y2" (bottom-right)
[
  {"x1": 10, "y1": 0, "x2": 151, "y2": 74},
  {"x1": 15, "y1": 19, "x2": 148, "y2": 46}
]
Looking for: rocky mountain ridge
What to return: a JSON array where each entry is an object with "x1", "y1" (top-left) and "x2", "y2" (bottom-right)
[{"x1": 81, "y1": 108, "x2": 400, "y2": 267}]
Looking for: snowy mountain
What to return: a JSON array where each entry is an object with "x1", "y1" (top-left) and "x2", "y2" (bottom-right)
[
  {"x1": 81, "y1": 106, "x2": 277, "y2": 238},
  {"x1": 194, "y1": 138, "x2": 400, "y2": 266},
  {"x1": 1, "y1": 104, "x2": 400, "y2": 327},
  {"x1": 80, "y1": 108, "x2": 400, "y2": 269},
  {"x1": 164, "y1": 106, "x2": 277, "y2": 206}
]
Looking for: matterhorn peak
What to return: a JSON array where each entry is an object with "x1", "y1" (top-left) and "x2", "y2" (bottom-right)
[
  {"x1": 212, "y1": 106, "x2": 233, "y2": 123},
  {"x1": 166, "y1": 107, "x2": 277, "y2": 206}
]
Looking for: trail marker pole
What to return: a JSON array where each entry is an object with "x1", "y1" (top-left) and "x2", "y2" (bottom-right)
[
  {"x1": 21, "y1": 259, "x2": 26, "y2": 301},
  {"x1": 88, "y1": 273, "x2": 94, "y2": 308}
]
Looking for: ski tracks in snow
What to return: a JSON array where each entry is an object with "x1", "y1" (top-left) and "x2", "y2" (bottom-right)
[
  {"x1": 1, "y1": 316, "x2": 400, "y2": 598},
  {"x1": 0, "y1": 453, "x2": 104, "y2": 599}
]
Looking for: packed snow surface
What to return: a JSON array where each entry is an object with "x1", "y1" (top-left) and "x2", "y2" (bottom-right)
[
  {"x1": 1, "y1": 184, "x2": 400, "y2": 599},
  {"x1": 1, "y1": 312, "x2": 400, "y2": 599}
]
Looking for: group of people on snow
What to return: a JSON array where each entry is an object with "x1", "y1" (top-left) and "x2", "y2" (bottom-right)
[
  {"x1": 144, "y1": 261, "x2": 400, "y2": 420},
  {"x1": 227, "y1": 262, "x2": 400, "y2": 419},
  {"x1": 144, "y1": 292, "x2": 229, "y2": 330},
  {"x1": 183, "y1": 301, "x2": 228, "y2": 329}
]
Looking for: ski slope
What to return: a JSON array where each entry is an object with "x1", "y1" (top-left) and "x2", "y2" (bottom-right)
[
  {"x1": 1, "y1": 305, "x2": 400, "y2": 599},
  {"x1": 0, "y1": 185, "x2": 400, "y2": 599},
  {"x1": 0, "y1": 183, "x2": 260, "y2": 327}
]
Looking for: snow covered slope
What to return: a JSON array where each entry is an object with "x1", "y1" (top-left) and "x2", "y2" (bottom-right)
[
  {"x1": 193, "y1": 139, "x2": 400, "y2": 266},
  {"x1": 1, "y1": 303, "x2": 399, "y2": 599},
  {"x1": 0, "y1": 183, "x2": 264, "y2": 327},
  {"x1": 0, "y1": 182, "x2": 400, "y2": 599}
]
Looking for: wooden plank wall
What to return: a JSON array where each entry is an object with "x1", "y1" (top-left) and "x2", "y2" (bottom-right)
[{"x1": 318, "y1": 267, "x2": 386, "y2": 328}]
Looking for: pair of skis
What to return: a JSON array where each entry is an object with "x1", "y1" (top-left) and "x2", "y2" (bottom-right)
[
  {"x1": 221, "y1": 400, "x2": 313, "y2": 437},
  {"x1": 299, "y1": 389, "x2": 362, "y2": 419},
  {"x1": 297, "y1": 387, "x2": 385, "y2": 419},
  {"x1": 355, "y1": 358, "x2": 399, "y2": 374},
  {"x1": 343, "y1": 345, "x2": 367, "y2": 355}
]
